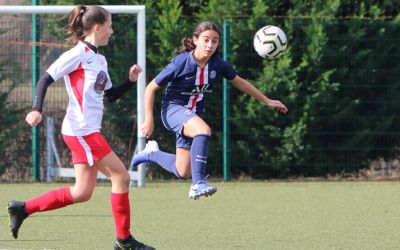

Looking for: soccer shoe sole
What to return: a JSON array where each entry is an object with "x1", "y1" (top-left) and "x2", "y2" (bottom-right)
[
  {"x1": 7, "y1": 201, "x2": 26, "y2": 239},
  {"x1": 190, "y1": 187, "x2": 217, "y2": 200},
  {"x1": 7, "y1": 204, "x2": 18, "y2": 239},
  {"x1": 114, "y1": 239, "x2": 156, "y2": 250}
]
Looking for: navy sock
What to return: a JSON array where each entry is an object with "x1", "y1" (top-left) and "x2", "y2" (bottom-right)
[
  {"x1": 148, "y1": 151, "x2": 181, "y2": 178},
  {"x1": 190, "y1": 134, "x2": 209, "y2": 184}
]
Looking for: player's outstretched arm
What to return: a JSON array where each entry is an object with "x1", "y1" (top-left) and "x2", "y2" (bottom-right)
[
  {"x1": 141, "y1": 80, "x2": 161, "y2": 138},
  {"x1": 230, "y1": 75, "x2": 288, "y2": 113}
]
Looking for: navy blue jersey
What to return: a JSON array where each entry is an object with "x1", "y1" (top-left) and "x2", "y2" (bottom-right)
[{"x1": 155, "y1": 51, "x2": 237, "y2": 114}]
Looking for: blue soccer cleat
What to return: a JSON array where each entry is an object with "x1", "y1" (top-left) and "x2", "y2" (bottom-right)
[
  {"x1": 188, "y1": 177, "x2": 217, "y2": 200},
  {"x1": 132, "y1": 141, "x2": 159, "y2": 166}
]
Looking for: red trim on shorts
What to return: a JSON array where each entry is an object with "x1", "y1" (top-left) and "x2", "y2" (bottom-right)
[{"x1": 63, "y1": 132, "x2": 112, "y2": 166}]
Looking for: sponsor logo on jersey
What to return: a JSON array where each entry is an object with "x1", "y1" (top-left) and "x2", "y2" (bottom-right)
[{"x1": 180, "y1": 84, "x2": 213, "y2": 96}]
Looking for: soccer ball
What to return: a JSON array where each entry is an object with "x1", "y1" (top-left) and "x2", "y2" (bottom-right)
[{"x1": 253, "y1": 25, "x2": 287, "y2": 59}]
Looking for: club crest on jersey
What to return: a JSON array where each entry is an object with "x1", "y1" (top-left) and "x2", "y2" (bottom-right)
[
  {"x1": 210, "y1": 70, "x2": 216, "y2": 79},
  {"x1": 94, "y1": 71, "x2": 108, "y2": 94}
]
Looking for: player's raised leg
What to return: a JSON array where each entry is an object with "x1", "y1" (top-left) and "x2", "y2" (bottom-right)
[
  {"x1": 7, "y1": 163, "x2": 97, "y2": 239},
  {"x1": 132, "y1": 140, "x2": 182, "y2": 178}
]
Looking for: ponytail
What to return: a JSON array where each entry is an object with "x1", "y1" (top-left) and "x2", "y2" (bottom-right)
[
  {"x1": 66, "y1": 5, "x2": 86, "y2": 42},
  {"x1": 66, "y1": 5, "x2": 109, "y2": 43},
  {"x1": 175, "y1": 37, "x2": 196, "y2": 54}
]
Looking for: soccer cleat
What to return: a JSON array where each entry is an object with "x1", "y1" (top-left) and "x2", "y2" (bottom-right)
[
  {"x1": 188, "y1": 179, "x2": 217, "y2": 200},
  {"x1": 7, "y1": 200, "x2": 28, "y2": 239},
  {"x1": 114, "y1": 235, "x2": 156, "y2": 250},
  {"x1": 132, "y1": 140, "x2": 159, "y2": 166}
]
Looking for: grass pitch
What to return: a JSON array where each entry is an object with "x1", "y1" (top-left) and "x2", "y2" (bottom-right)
[{"x1": 1, "y1": 181, "x2": 400, "y2": 249}]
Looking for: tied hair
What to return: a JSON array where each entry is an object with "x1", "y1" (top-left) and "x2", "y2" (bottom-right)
[
  {"x1": 67, "y1": 5, "x2": 87, "y2": 42},
  {"x1": 79, "y1": 5, "x2": 87, "y2": 15},
  {"x1": 176, "y1": 37, "x2": 196, "y2": 54},
  {"x1": 66, "y1": 5, "x2": 109, "y2": 43}
]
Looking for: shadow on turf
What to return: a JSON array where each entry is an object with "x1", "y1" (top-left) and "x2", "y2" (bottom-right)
[
  {"x1": 0, "y1": 239, "x2": 59, "y2": 242},
  {"x1": 0, "y1": 214, "x2": 111, "y2": 217}
]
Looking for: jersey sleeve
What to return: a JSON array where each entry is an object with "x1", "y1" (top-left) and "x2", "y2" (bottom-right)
[
  {"x1": 46, "y1": 47, "x2": 82, "y2": 81},
  {"x1": 219, "y1": 57, "x2": 237, "y2": 80},
  {"x1": 104, "y1": 78, "x2": 135, "y2": 102},
  {"x1": 32, "y1": 72, "x2": 55, "y2": 112},
  {"x1": 154, "y1": 58, "x2": 177, "y2": 86}
]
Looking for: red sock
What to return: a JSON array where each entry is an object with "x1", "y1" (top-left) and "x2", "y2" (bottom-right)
[
  {"x1": 111, "y1": 192, "x2": 131, "y2": 239},
  {"x1": 25, "y1": 187, "x2": 73, "y2": 215}
]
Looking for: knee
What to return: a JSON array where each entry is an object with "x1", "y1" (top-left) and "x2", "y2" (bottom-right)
[
  {"x1": 179, "y1": 172, "x2": 192, "y2": 179},
  {"x1": 177, "y1": 167, "x2": 191, "y2": 179},
  {"x1": 121, "y1": 172, "x2": 131, "y2": 187},
  {"x1": 203, "y1": 126, "x2": 211, "y2": 136},
  {"x1": 196, "y1": 125, "x2": 211, "y2": 137},
  {"x1": 72, "y1": 190, "x2": 93, "y2": 203},
  {"x1": 112, "y1": 171, "x2": 131, "y2": 188}
]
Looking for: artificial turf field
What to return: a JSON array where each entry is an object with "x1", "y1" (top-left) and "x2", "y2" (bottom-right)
[{"x1": 1, "y1": 181, "x2": 400, "y2": 249}]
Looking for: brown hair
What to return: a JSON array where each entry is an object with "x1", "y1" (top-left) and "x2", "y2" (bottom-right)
[
  {"x1": 66, "y1": 5, "x2": 110, "y2": 43},
  {"x1": 176, "y1": 21, "x2": 221, "y2": 55}
]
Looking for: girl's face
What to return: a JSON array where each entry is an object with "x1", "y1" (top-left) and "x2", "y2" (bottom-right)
[
  {"x1": 193, "y1": 29, "x2": 219, "y2": 59},
  {"x1": 95, "y1": 16, "x2": 113, "y2": 46}
]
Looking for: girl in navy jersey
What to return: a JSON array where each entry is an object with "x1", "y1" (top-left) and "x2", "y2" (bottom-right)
[
  {"x1": 7, "y1": 5, "x2": 154, "y2": 250},
  {"x1": 133, "y1": 21, "x2": 288, "y2": 200}
]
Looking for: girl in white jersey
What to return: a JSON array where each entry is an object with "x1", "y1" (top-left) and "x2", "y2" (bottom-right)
[{"x1": 7, "y1": 5, "x2": 154, "y2": 250}]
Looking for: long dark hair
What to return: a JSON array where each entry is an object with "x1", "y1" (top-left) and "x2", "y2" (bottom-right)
[
  {"x1": 66, "y1": 5, "x2": 110, "y2": 43},
  {"x1": 176, "y1": 21, "x2": 221, "y2": 55}
]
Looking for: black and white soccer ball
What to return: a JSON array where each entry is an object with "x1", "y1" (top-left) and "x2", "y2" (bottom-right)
[{"x1": 253, "y1": 25, "x2": 287, "y2": 60}]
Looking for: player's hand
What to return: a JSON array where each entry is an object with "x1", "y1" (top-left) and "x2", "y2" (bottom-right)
[
  {"x1": 128, "y1": 64, "x2": 142, "y2": 82},
  {"x1": 25, "y1": 110, "x2": 42, "y2": 127},
  {"x1": 267, "y1": 100, "x2": 288, "y2": 113},
  {"x1": 141, "y1": 120, "x2": 154, "y2": 139}
]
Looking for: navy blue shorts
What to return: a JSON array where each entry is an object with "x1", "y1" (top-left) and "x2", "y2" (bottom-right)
[{"x1": 161, "y1": 102, "x2": 202, "y2": 149}]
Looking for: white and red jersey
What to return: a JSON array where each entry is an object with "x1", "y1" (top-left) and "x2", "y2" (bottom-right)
[{"x1": 46, "y1": 41, "x2": 112, "y2": 136}]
